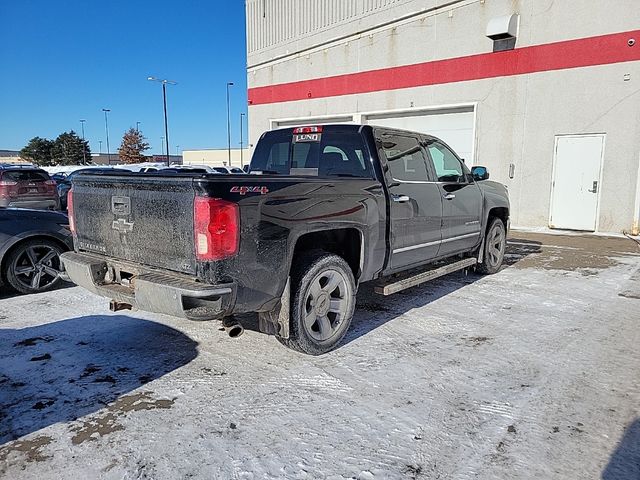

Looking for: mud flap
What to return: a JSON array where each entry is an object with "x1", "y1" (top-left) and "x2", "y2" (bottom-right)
[
  {"x1": 258, "y1": 277, "x2": 291, "y2": 339},
  {"x1": 477, "y1": 235, "x2": 486, "y2": 265}
]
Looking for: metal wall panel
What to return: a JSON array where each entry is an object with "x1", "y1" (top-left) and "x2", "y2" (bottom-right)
[{"x1": 247, "y1": 0, "x2": 408, "y2": 53}]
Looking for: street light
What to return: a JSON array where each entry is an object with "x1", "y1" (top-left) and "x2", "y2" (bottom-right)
[
  {"x1": 79, "y1": 119, "x2": 87, "y2": 164},
  {"x1": 147, "y1": 76, "x2": 177, "y2": 166},
  {"x1": 239, "y1": 112, "x2": 246, "y2": 168},
  {"x1": 136, "y1": 121, "x2": 141, "y2": 132},
  {"x1": 102, "y1": 109, "x2": 111, "y2": 164},
  {"x1": 226, "y1": 82, "x2": 234, "y2": 165}
]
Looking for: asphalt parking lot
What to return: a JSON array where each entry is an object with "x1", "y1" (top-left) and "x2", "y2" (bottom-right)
[{"x1": 1, "y1": 231, "x2": 639, "y2": 479}]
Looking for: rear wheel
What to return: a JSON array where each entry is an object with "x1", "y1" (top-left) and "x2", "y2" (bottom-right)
[
  {"x1": 278, "y1": 252, "x2": 356, "y2": 355},
  {"x1": 4, "y1": 239, "x2": 65, "y2": 294},
  {"x1": 477, "y1": 217, "x2": 506, "y2": 274}
]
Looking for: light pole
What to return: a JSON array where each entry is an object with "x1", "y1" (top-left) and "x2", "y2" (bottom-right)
[
  {"x1": 176, "y1": 145, "x2": 180, "y2": 156},
  {"x1": 99, "y1": 140, "x2": 102, "y2": 155},
  {"x1": 79, "y1": 119, "x2": 87, "y2": 164},
  {"x1": 102, "y1": 109, "x2": 111, "y2": 164},
  {"x1": 239, "y1": 112, "x2": 246, "y2": 168},
  {"x1": 160, "y1": 136, "x2": 165, "y2": 156},
  {"x1": 147, "y1": 76, "x2": 177, "y2": 166},
  {"x1": 136, "y1": 121, "x2": 141, "y2": 132},
  {"x1": 226, "y1": 82, "x2": 234, "y2": 165}
]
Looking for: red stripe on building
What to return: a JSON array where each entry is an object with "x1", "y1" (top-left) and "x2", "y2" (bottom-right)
[{"x1": 248, "y1": 30, "x2": 640, "y2": 105}]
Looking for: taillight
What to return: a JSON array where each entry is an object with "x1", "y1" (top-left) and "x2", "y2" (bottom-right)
[
  {"x1": 193, "y1": 197, "x2": 239, "y2": 261},
  {"x1": 0, "y1": 180, "x2": 18, "y2": 197},
  {"x1": 293, "y1": 126, "x2": 323, "y2": 134},
  {"x1": 67, "y1": 188, "x2": 75, "y2": 234},
  {"x1": 44, "y1": 179, "x2": 56, "y2": 189}
]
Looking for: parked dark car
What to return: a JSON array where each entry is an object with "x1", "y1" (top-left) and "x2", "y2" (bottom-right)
[
  {"x1": 211, "y1": 166, "x2": 246, "y2": 174},
  {"x1": 51, "y1": 172, "x2": 68, "y2": 183},
  {"x1": 0, "y1": 208, "x2": 73, "y2": 294},
  {"x1": 57, "y1": 167, "x2": 124, "y2": 210},
  {"x1": 0, "y1": 165, "x2": 59, "y2": 210},
  {"x1": 63, "y1": 124, "x2": 509, "y2": 354}
]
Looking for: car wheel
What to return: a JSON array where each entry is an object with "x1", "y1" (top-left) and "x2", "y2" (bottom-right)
[
  {"x1": 278, "y1": 252, "x2": 356, "y2": 355},
  {"x1": 477, "y1": 217, "x2": 506, "y2": 275},
  {"x1": 5, "y1": 239, "x2": 65, "y2": 294}
]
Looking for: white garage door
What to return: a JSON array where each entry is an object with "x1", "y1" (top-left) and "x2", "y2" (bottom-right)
[
  {"x1": 272, "y1": 115, "x2": 354, "y2": 129},
  {"x1": 364, "y1": 107, "x2": 475, "y2": 163}
]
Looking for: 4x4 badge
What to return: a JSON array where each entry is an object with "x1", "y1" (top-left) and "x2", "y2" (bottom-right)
[{"x1": 230, "y1": 186, "x2": 269, "y2": 195}]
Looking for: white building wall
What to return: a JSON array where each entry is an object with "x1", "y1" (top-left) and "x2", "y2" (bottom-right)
[
  {"x1": 182, "y1": 148, "x2": 250, "y2": 168},
  {"x1": 246, "y1": 0, "x2": 640, "y2": 233}
]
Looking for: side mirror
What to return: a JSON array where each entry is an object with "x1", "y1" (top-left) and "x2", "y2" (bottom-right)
[{"x1": 471, "y1": 166, "x2": 489, "y2": 181}]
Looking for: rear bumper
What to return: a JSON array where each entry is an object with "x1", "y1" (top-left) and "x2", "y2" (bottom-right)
[
  {"x1": 0, "y1": 198, "x2": 59, "y2": 210},
  {"x1": 60, "y1": 251, "x2": 234, "y2": 320}
]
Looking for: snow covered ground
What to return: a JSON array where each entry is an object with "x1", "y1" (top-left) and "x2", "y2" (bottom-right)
[{"x1": 1, "y1": 233, "x2": 639, "y2": 479}]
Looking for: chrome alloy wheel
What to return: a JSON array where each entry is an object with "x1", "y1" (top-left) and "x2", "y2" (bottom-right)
[
  {"x1": 486, "y1": 221, "x2": 506, "y2": 268},
  {"x1": 11, "y1": 244, "x2": 62, "y2": 292},
  {"x1": 302, "y1": 269, "x2": 351, "y2": 342}
]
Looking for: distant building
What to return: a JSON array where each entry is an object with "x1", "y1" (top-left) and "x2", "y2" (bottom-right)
[
  {"x1": 182, "y1": 148, "x2": 249, "y2": 168},
  {"x1": 90, "y1": 153, "x2": 183, "y2": 166},
  {"x1": 0, "y1": 150, "x2": 27, "y2": 164}
]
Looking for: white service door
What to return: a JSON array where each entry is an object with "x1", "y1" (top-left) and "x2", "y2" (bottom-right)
[
  {"x1": 365, "y1": 109, "x2": 475, "y2": 162},
  {"x1": 550, "y1": 135, "x2": 605, "y2": 231}
]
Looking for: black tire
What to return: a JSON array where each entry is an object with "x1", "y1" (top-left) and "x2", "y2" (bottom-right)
[
  {"x1": 476, "y1": 217, "x2": 506, "y2": 275},
  {"x1": 278, "y1": 252, "x2": 356, "y2": 355},
  {"x1": 4, "y1": 239, "x2": 65, "y2": 294}
]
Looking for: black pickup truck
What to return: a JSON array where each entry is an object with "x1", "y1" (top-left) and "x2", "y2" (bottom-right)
[{"x1": 61, "y1": 125, "x2": 509, "y2": 354}]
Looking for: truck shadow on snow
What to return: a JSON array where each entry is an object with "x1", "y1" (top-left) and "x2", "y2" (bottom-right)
[
  {"x1": 342, "y1": 237, "x2": 542, "y2": 347},
  {"x1": 602, "y1": 418, "x2": 640, "y2": 480},
  {"x1": 0, "y1": 315, "x2": 197, "y2": 445},
  {"x1": 238, "y1": 238, "x2": 541, "y2": 348}
]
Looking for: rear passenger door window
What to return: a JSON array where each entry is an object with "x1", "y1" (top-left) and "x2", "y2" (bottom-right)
[{"x1": 379, "y1": 134, "x2": 429, "y2": 182}]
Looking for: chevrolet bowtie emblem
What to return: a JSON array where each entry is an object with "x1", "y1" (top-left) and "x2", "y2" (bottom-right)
[{"x1": 112, "y1": 218, "x2": 134, "y2": 233}]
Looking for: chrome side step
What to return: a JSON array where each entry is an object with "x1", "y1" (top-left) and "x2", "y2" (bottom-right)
[{"x1": 374, "y1": 257, "x2": 477, "y2": 296}]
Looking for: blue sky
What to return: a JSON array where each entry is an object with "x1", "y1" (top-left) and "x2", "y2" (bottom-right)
[{"x1": 0, "y1": 0, "x2": 248, "y2": 154}]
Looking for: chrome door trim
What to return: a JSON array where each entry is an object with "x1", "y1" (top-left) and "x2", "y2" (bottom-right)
[{"x1": 392, "y1": 232, "x2": 480, "y2": 254}]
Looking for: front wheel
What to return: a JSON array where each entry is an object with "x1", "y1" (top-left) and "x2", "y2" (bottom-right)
[
  {"x1": 278, "y1": 252, "x2": 356, "y2": 355},
  {"x1": 477, "y1": 218, "x2": 506, "y2": 274}
]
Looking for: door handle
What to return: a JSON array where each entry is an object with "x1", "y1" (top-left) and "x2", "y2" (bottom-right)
[
  {"x1": 392, "y1": 194, "x2": 410, "y2": 203},
  {"x1": 443, "y1": 193, "x2": 456, "y2": 200},
  {"x1": 588, "y1": 181, "x2": 598, "y2": 193}
]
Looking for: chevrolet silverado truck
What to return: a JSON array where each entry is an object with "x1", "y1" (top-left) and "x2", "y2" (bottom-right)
[{"x1": 61, "y1": 125, "x2": 509, "y2": 355}]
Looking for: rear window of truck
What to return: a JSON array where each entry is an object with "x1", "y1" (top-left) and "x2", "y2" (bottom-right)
[{"x1": 251, "y1": 128, "x2": 372, "y2": 178}]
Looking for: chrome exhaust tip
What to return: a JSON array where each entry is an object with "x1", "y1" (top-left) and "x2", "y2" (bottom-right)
[{"x1": 225, "y1": 323, "x2": 244, "y2": 338}]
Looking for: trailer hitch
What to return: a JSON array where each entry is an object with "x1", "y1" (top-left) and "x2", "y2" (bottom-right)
[{"x1": 109, "y1": 300, "x2": 133, "y2": 312}]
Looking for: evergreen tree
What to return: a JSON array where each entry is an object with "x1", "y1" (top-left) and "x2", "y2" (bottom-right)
[
  {"x1": 51, "y1": 131, "x2": 91, "y2": 165},
  {"x1": 20, "y1": 137, "x2": 54, "y2": 166},
  {"x1": 118, "y1": 128, "x2": 150, "y2": 164}
]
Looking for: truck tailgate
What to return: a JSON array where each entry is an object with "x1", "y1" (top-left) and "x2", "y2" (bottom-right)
[{"x1": 71, "y1": 174, "x2": 197, "y2": 274}]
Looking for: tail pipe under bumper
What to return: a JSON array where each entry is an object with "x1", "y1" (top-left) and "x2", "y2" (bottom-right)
[{"x1": 60, "y1": 251, "x2": 235, "y2": 321}]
